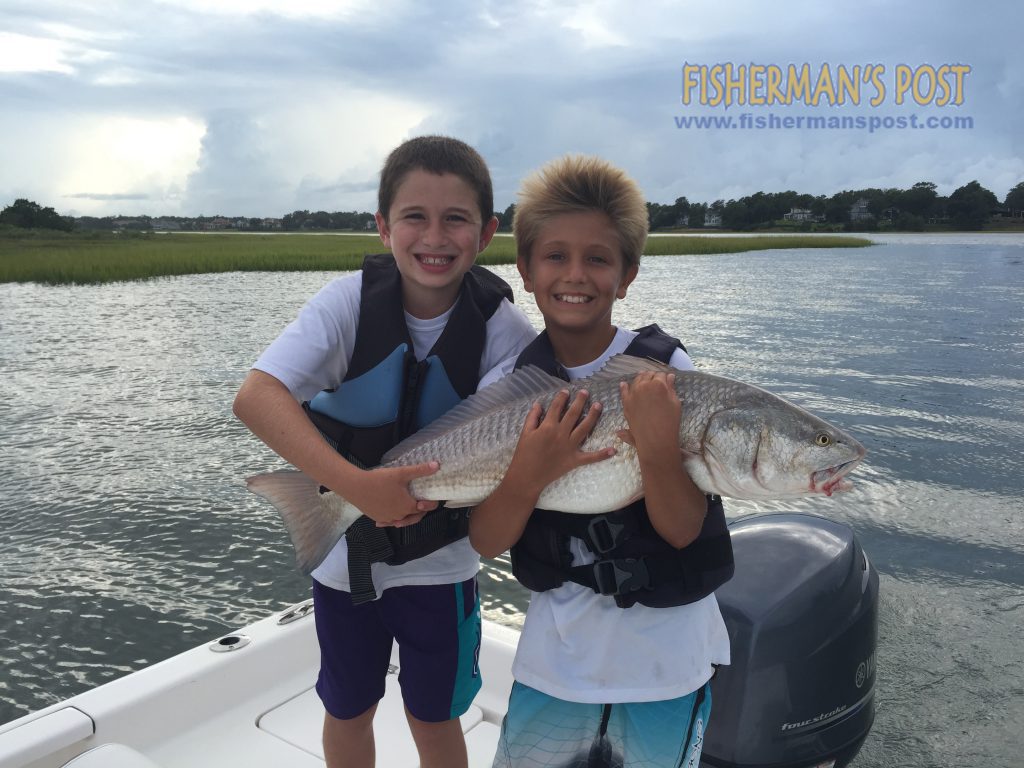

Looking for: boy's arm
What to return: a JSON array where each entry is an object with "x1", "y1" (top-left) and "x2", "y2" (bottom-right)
[
  {"x1": 618, "y1": 372, "x2": 708, "y2": 549},
  {"x1": 469, "y1": 390, "x2": 613, "y2": 558},
  {"x1": 233, "y1": 369, "x2": 437, "y2": 527}
]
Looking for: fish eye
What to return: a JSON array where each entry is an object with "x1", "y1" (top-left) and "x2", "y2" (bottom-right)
[{"x1": 814, "y1": 432, "x2": 833, "y2": 447}]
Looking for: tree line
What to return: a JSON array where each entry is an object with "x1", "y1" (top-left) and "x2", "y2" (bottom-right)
[
  {"x1": 0, "y1": 199, "x2": 75, "y2": 232},
  {"x1": 640, "y1": 180, "x2": 1024, "y2": 232},
  {"x1": 3, "y1": 180, "x2": 1023, "y2": 235},
  {"x1": 280, "y1": 210, "x2": 375, "y2": 231}
]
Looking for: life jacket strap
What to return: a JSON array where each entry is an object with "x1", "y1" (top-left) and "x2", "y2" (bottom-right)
[
  {"x1": 384, "y1": 507, "x2": 471, "y2": 562},
  {"x1": 585, "y1": 512, "x2": 639, "y2": 554},
  {"x1": 591, "y1": 557, "x2": 651, "y2": 596},
  {"x1": 344, "y1": 506, "x2": 472, "y2": 604},
  {"x1": 563, "y1": 533, "x2": 735, "y2": 607},
  {"x1": 344, "y1": 518, "x2": 396, "y2": 604}
]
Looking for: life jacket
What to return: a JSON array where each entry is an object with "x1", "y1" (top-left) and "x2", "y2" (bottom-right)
[
  {"x1": 509, "y1": 325, "x2": 735, "y2": 608},
  {"x1": 304, "y1": 253, "x2": 513, "y2": 603}
]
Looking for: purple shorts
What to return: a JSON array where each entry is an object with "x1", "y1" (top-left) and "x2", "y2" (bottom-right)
[{"x1": 312, "y1": 578, "x2": 482, "y2": 723}]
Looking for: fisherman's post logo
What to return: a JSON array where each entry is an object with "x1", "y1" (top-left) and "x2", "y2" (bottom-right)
[{"x1": 675, "y1": 62, "x2": 973, "y2": 132}]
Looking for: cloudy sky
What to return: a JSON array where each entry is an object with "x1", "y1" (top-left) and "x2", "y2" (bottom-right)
[{"x1": 1, "y1": 0, "x2": 1021, "y2": 218}]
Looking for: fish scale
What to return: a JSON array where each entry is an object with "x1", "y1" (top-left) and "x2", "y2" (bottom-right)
[
  {"x1": 248, "y1": 355, "x2": 866, "y2": 574},
  {"x1": 394, "y1": 373, "x2": 641, "y2": 513}
]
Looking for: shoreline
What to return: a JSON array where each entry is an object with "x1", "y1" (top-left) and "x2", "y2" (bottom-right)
[{"x1": 0, "y1": 232, "x2": 871, "y2": 286}]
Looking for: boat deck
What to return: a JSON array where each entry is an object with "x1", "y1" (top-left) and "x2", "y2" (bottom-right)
[{"x1": 0, "y1": 600, "x2": 517, "y2": 768}]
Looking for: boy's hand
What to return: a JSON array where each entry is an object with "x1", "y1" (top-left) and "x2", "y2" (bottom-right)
[
  {"x1": 617, "y1": 372, "x2": 682, "y2": 455},
  {"x1": 468, "y1": 389, "x2": 615, "y2": 560},
  {"x1": 617, "y1": 371, "x2": 707, "y2": 549},
  {"x1": 506, "y1": 389, "x2": 615, "y2": 495},
  {"x1": 347, "y1": 462, "x2": 441, "y2": 528}
]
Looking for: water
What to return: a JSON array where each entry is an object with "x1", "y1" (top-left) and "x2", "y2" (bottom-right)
[{"x1": 2, "y1": 234, "x2": 1023, "y2": 766}]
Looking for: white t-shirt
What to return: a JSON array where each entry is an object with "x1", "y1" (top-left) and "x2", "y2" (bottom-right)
[
  {"x1": 254, "y1": 271, "x2": 537, "y2": 595},
  {"x1": 478, "y1": 327, "x2": 731, "y2": 703}
]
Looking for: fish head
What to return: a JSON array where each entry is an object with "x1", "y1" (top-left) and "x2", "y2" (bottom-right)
[{"x1": 698, "y1": 401, "x2": 866, "y2": 500}]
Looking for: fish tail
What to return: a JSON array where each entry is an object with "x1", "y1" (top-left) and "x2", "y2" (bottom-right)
[{"x1": 246, "y1": 470, "x2": 358, "y2": 575}]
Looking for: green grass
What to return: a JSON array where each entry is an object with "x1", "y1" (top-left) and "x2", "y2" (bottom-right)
[
  {"x1": 0, "y1": 231, "x2": 871, "y2": 286},
  {"x1": 640, "y1": 234, "x2": 871, "y2": 256}
]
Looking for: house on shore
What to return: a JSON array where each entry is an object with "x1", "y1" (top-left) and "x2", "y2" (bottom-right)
[
  {"x1": 783, "y1": 207, "x2": 823, "y2": 223},
  {"x1": 850, "y1": 198, "x2": 873, "y2": 222}
]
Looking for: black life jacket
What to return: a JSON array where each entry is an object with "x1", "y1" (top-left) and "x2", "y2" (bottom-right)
[
  {"x1": 509, "y1": 325, "x2": 735, "y2": 608},
  {"x1": 304, "y1": 253, "x2": 513, "y2": 603}
]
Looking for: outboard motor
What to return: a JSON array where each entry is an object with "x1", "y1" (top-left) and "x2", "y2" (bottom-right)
[{"x1": 700, "y1": 513, "x2": 878, "y2": 768}]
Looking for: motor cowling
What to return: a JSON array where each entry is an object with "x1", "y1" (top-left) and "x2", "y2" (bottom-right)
[{"x1": 700, "y1": 513, "x2": 878, "y2": 768}]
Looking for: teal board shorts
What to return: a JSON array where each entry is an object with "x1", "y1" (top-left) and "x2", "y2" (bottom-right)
[
  {"x1": 312, "y1": 577, "x2": 481, "y2": 722},
  {"x1": 492, "y1": 680, "x2": 711, "y2": 768}
]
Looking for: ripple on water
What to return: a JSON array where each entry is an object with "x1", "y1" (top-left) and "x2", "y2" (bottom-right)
[{"x1": 2, "y1": 241, "x2": 1024, "y2": 767}]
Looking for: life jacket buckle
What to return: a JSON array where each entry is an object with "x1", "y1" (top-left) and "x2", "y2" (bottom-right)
[
  {"x1": 587, "y1": 516, "x2": 627, "y2": 554},
  {"x1": 593, "y1": 557, "x2": 650, "y2": 596}
]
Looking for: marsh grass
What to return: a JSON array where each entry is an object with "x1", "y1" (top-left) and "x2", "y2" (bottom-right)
[{"x1": 0, "y1": 231, "x2": 870, "y2": 285}]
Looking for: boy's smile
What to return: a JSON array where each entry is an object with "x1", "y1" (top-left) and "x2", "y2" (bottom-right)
[
  {"x1": 519, "y1": 210, "x2": 638, "y2": 364},
  {"x1": 376, "y1": 169, "x2": 498, "y2": 318}
]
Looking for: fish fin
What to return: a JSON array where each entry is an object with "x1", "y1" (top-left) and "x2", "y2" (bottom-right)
[
  {"x1": 588, "y1": 354, "x2": 676, "y2": 381},
  {"x1": 382, "y1": 365, "x2": 566, "y2": 462},
  {"x1": 246, "y1": 470, "x2": 359, "y2": 575}
]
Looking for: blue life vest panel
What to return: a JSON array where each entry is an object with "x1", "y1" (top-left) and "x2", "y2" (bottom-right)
[
  {"x1": 414, "y1": 356, "x2": 462, "y2": 430},
  {"x1": 309, "y1": 344, "x2": 408, "y2": 429}
]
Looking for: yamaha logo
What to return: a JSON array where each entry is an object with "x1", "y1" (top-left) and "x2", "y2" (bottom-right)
[{"x1": 855, "y1": 652, "x2": 875, "y2": 689}]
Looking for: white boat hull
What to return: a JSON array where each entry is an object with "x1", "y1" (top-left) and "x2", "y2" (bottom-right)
[{"x1": 0, "y1": 600, "x2": 519, "y2": 768}]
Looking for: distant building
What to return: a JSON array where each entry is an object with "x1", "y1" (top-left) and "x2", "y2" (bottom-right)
[
  {"x1": 782, "y1": 207, "x2": 815, "y2": 222},
  {"x1": 152, "y1": 218, "x2": 181, "y2": 231},
  {"x1": 202, "y1": 217, "x2": 233, "y2": 231},
  {"x1": 703, "y1": 211, "x2": 722, "y2": 227},
  {"x1": 263, "y1": 218, "x2": 283, "y2": 229},
  {"x1": 676, "y1": 214, "x2": 689, "y2": 227},
  {"x1": 783, "y1": 207, "x2": 822, "y2": 223},
  {"x1": 112, "y1": 217, "x2": 148, "y2": 230},
  {"x1": 850, "y1": 198, "x2": 873, "y2": 221}
]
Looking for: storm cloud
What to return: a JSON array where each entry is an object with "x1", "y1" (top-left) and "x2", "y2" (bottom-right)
[{"x1": 0, "y1": 0, "x2": 1020, "y2": 217}]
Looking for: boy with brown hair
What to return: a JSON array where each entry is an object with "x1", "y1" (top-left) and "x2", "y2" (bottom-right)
[
  {"x1": 234, "y1": 135, "x2": 535, "y2": 768},
  {"x1": 470, "y1": 155, "x2": 732, "y2": 767}
]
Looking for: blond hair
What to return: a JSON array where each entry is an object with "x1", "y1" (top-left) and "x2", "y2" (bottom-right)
[{"x1": 513, "y1": 155, "x2": 648, "y2": 270}]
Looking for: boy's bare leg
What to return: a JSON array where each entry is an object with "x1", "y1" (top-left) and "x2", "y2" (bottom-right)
[
  {"x1": 406, "y1": 708, "x2": 468, "y2": 768},
  {"x1": 323, "y1": 704, "x2": 377, "y2": 768}
]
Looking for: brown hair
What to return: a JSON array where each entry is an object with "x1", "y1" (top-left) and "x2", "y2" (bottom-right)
[{"x1": 378, "y1": 135, "x2": 494, "y2": 223}]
